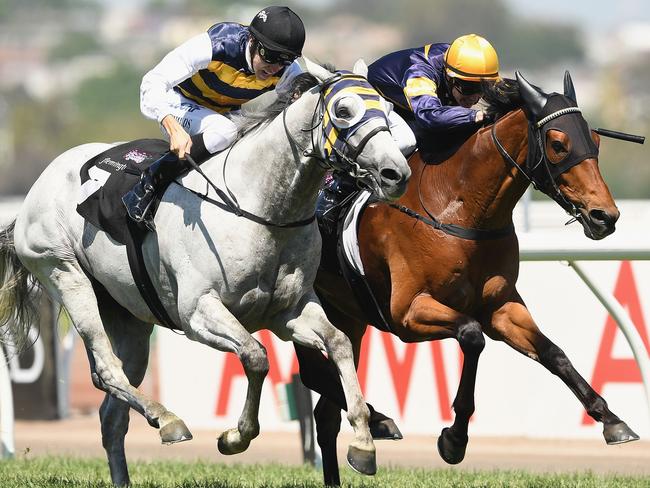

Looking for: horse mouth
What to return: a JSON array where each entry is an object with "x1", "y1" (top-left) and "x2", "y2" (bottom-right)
[
  {"x1": 372, "y1": 168, "x2": 410, "y2": 201},
  {"x1": 579, "y1": 207, "x2": 619, "y2": 240},
  {"x1": 375, "y1": 180, "x2": 408, "y2": 201}
]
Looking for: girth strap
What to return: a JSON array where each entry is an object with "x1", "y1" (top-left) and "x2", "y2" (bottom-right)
[{"x1": 125, "y1": 219, "x2": 181, "y2": 330}]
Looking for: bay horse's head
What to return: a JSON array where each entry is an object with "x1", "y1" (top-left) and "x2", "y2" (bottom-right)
[
  {"x1": 303, "y1": 58, "x2": 411, "y2": 200},
  {"x1": 514, "y1": 71, "x2": 619, "y2": 239}
]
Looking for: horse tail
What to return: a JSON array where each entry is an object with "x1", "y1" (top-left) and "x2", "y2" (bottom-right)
[{"x1": 0, "y1": 220, "x2": 41, "y2": 350}]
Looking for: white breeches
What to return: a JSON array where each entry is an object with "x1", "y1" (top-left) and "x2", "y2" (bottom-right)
[{"x1": 161, "y1": 90, "x2": 239, "y2": 154}]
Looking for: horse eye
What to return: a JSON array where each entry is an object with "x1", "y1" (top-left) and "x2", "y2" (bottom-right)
[
  {"x1": 334, "y1": 103, "x2": 351, "y2": 119},
  {"x1": 551, "y1": 140, "x2": 567, "y2": 153}
]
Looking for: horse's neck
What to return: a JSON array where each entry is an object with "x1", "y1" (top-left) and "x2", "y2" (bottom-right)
[
  {"x1": 415, "y1": 110, "x2": 530, "y2": 229},
  {"x1": 200, "y1": 91, "x2": 326, "y2": 223}
]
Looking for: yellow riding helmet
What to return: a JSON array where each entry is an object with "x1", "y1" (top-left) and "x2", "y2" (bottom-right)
[{"x1": 444, "y1": 34, "x2": 499, "y2": 81}]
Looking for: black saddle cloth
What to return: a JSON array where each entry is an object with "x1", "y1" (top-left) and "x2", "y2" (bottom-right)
[{"x1": 76, "y1": 139, "x2": 169, "y2": 244}]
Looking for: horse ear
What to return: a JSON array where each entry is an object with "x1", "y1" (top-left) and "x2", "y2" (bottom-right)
[
  {"x1": 300, "y1": 56, "x2": 334, "y2": 83},
  {"x1": 352, "y1": 58, "x2": 368, "y2": 78},
  {"x1": 563, "y1": 70, "x2": 577, "y2": 105},
  {"x1": 516, "y1": 70, "x2": 549, "y2": 119}
]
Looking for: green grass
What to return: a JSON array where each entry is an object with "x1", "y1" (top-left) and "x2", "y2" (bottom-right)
[{"x1": 0, "y1": 457, "x2": 647, "y2": 487}]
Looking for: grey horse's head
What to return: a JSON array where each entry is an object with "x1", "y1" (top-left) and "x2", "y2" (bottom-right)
[{"x1": 303, "y1": 58, "x2": 411, "y2": 201}]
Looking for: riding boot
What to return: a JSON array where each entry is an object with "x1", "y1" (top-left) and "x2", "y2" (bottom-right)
[
  {"x1": 122, "y1": 151, "x2": 187, "y2": 232},
  {"x1": 317, "y1": 172, "x2": 359, "y2": 234}
]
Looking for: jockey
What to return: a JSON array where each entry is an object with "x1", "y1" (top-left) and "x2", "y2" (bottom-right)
[
  {"x1": 367, "y1": 33, "x2": 500, "y2": 151},
  {"x1": 123, "y1": 6, "x2": 306, "y2": 230},
  {"x1": 316, "y1": 35, "x2": 499, "y2": 236}
]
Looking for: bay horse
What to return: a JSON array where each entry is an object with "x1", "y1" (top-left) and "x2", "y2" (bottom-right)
[
  {"x1": 0, "y1": 60, "x2": 411, "y2": 485},
  {"x1": 295, "y1": 71, "x2": 639, "y2": 486}
]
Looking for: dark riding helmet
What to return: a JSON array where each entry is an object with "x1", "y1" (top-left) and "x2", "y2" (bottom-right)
[{"x1": 249, "y1": 6, "x2": 305, "y2": 60}]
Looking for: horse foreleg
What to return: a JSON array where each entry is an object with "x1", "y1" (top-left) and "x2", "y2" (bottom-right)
[
  {"x1": 295, "y1": 299, "x2": 402, "y2": 441},
  {"x1": 402, "y1": 294, "x2": 485, "y2": 464},
  {"x1": 487, "y1": 295, "x2": 639, "y2": 444},
  {"x1": 184, "y1": 293, "x2": 268, "y2": 455},
  {"x1": 313, "y1": 396, "x2": 343, "y2": 487},
  {"x1": 284, "y1": 295, "x2": 375, "y2": 476}
]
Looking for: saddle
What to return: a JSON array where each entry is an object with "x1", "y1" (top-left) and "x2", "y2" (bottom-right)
[
  {"x1": 316, "y1": 175, "x2": 394, "y2": 333},
  {"x1": 76, "y1": 138, "x2": 181, "y2": 330},
  {"x1": 76, "y1": 139, "x2": 170, "y2": 245}
]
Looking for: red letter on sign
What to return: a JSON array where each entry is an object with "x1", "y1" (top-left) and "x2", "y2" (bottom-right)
[
  {"x1": 379, "y1": 333, "x2": 454, "y2": 420},
  {"x1": 381, "y1": 333, "x2": 417, "y2": 416},
  {"x1": 216, "y1": 330, "x2": 299, "y2": 416},
  {"x1": 583, "y1": 261, "x2": 649, "y2": 424}
]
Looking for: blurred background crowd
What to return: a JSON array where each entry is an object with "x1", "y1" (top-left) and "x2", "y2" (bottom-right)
[{"x1": 0, "y1": 0, "x2": 647, "y2": 197}]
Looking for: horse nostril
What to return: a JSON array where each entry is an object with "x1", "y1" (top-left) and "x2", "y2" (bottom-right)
[
  {"x1": 380, "y1": 168, "x2": 400, "y2": 183},
  {"x1": 589, "y1": 208, "x2": 617, "y2": 226}
]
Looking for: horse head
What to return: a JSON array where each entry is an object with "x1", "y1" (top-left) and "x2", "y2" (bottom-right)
[
  {"x1": 302, "y1": 58, "x2": 411, "y2": 200},
  {"x1": 516, "y1": 71, "x2": 619, "y2": 239}
]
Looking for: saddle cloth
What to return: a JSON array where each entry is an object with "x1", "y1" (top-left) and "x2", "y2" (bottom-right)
[
  {"x1": 316, "y1": 186, "x2": 394, "y2": 333},
  {"x1": 76, "y1": 139, "x2": 169, "y2": 245},
  {"x1": 76, "y1": 138, "x2": 181, "y2": 330}
]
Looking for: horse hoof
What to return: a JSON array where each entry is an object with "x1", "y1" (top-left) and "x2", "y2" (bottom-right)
[
  {"x1": 217, "y1": 428, "x2": 251, "y2": 455},
  {"x1": 604, "y1": 421, "x2": 640, "y2": 445},
  {"x1": 370, "y1": 415, "x2": 403, "y2": 441},
  {"x1": 160, "y1": 419, "x2": 193, "y2": 445},
  {"x1": 346, "y1": 444, "x2": 376, "y2": 476},
  {"x1": 437, "y1": 427, "x2": 468, "y2": 465}
]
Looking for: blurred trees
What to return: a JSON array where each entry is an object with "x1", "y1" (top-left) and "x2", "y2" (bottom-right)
[
  {"x1": 0, "y1": 0, "x2": 646, "y2": 198},
  {"x1": 0, "y1": 64, "x2": 158, "y2": 195},
  {"x1": 334, "y1": 0, "x2": 583, "y2": 68}
]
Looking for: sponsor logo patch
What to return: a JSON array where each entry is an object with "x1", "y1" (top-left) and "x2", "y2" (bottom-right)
[{"x1": 124, "y1": 149, "x2": 149, "y2": 164}]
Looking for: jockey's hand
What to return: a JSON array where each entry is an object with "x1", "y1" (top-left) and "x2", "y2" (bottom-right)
[
  {"x1": 161, "y1": 115, "x2": 192, "y2": 159},
  {"x1": 475, "y1": 110, "x2": 493, "y2": 125}
]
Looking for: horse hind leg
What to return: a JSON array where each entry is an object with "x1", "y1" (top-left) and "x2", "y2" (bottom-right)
[
  {"x1": 184, "y1": 293, "x2": 268, "y2": 455},
  {"x1": 295, "y1": 344, "x2": 344, "y2": 485},
  {"x1": 295, "y1": 343, "x2": 402, "y2": 441},
  {"x1": 47, "y1": 262, "x2": 191, "y2": 445},
  {"x1": 487, "y1": 297, "x2": 639, "y2": 445}
]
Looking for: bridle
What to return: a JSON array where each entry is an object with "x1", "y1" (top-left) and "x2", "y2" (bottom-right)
[
  {"x1": 386, "y1": 92, "x2": 599, "y2": 241},
  {"x1": 293, "y1": 72, "x2": 392, "y2": 189},
  {"x1": 181, "y1": 71, "x2": 391, "y2": 228},
  {"x1": 491, "y1": 97, "x2": 598, "y2": 228}
]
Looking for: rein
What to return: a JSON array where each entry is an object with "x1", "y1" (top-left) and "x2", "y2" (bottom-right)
[
  {"x1": 178, "y1": 153, "x2": 315, "y2": 228},
  {"x1": 387, "y1": 201, "x2": 514, "y2": 240},
  {"x1": 385, "y1": 157, "x2": 514, "y2": 240},
  {"x1": 175, "y1": 72, "x2": 390, "y2": 228},
  {"x1": 385, "y1": 103, "x2": 593, "y2": 240}
]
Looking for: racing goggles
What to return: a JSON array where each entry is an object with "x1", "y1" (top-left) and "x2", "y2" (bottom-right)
[
  {"x1": 257, "y1": 43, "x2": 297, "y2": 66},
  {"x1": 451, "y1": 78, "x2": 483, "y2": 96}
]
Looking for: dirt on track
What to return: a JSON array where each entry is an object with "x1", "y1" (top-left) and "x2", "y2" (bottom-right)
[{"x1": 13, "y1": 414, "x2": 650, "y2": 476}]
